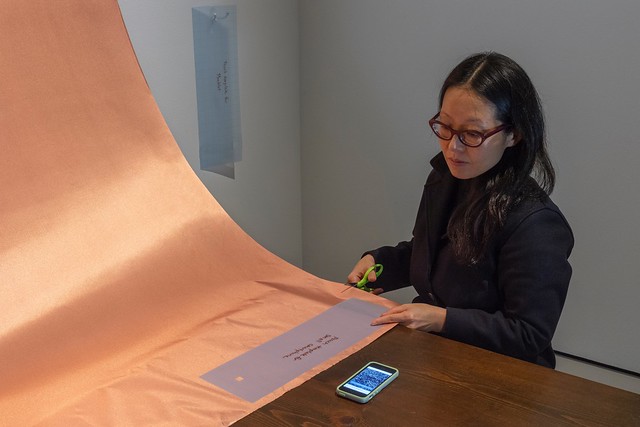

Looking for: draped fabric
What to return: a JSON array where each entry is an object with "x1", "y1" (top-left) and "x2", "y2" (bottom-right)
[{"x1": 0, "y1": 1, "x2": 394, "y2": 425}]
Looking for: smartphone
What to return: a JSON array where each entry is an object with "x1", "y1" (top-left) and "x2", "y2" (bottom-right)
[{"x1": 336, "y1": 361, "x2": 399, "y2": 403}]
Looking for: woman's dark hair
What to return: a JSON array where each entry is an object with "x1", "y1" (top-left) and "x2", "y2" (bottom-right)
[{"x1": 441, "y1": 52, "x2": 555, "y2": 264}]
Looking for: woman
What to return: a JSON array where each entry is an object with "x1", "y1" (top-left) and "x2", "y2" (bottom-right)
[{"x1": 348, "y1": 52, "x2": 573, "y2": 368}]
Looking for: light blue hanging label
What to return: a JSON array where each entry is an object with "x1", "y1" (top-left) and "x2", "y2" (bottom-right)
[{"x1": 192, "y1": 6, "x2": 242, "y2": 178}]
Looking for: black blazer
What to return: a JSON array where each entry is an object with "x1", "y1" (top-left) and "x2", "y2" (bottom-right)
[{"x1": 368, "y1": 153, "x2": 574, "y2": 367}]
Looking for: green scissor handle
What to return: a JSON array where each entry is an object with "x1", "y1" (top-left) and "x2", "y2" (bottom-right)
[{"x1": 355, "y1": 263, "x2": 383, "y2": 292}]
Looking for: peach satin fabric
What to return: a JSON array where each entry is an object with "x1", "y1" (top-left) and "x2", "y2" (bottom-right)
[{"x1": 0, "y1": 1, "x2": 395, "y2": 425}]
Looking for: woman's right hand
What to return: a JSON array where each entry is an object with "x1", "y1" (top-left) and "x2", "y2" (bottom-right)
[{"x1": 347, "y1": 254, "x2": 384, "y2": 294}]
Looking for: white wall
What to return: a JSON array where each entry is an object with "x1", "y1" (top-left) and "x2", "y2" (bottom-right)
[
  {"x1": 118, "y1": 0, "x2": 302, "y2": 266},
  {"x1": 300, "y1": 0, "x2": 640, "y2": 375}
]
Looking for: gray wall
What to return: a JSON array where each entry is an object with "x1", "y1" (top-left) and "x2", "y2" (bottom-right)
[
  {"x1": 118, "y1": 0, "x2": 302, "y2": 266},
  {"x1": 300, "y1": 0, "x2": 640, "y2": 373},
  {"x1": 117, "y1": 0, "x2": 639, "y2": 374}
]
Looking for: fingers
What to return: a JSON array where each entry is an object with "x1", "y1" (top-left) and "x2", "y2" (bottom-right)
[
  {"x1": 346, "y1": 271, "x2": 361, "y2": 284},
  {"x1": 367, "y1": 269, "x2": 378, "y2": 283},
  {"x1": 382, "y1": 305, "x2": 408, "y2": 316},
  {"x1": 346, "y1": 254, "x2": 376, "y2": 283},
  {"x1": 370, "y1": 314, "x2": 397, "y2": 326},
  {"x1": 370, "y1": 305, "x2": 407, "y2": 326},
  {"x1": 371, "y1": 305, "x2": 447, "y2": 333}
]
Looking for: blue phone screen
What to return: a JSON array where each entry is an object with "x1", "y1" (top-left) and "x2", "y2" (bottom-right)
[{"x1": 343, "y1": 365, "x2": 392, "y2": 395}]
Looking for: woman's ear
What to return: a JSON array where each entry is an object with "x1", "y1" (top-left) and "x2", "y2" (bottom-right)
[{"x1": 506, "y1": 130, "x2": 521, "y2": 147}]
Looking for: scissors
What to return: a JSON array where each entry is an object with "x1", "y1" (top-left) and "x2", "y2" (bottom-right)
[{"x1": 344, "y1": 263, "x2": 383, "y2": 293}]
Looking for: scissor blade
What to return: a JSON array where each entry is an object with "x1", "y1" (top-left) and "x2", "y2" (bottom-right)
[{"x1": 341, "y1": 282, "x2": 358, "y2": 293}]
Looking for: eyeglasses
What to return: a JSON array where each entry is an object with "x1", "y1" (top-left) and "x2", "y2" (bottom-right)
[{"x1": 428, "y1": 113, "x2": 510, "y2": 148}]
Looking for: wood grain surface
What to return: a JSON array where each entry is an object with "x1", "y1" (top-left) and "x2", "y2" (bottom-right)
[{"x1": 236, "y1": 326, "x2": 640, "y2": 426}]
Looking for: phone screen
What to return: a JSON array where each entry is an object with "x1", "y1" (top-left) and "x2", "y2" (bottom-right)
[{"x1": 337, "y1": 362, "x2": 398, "y2": 402}]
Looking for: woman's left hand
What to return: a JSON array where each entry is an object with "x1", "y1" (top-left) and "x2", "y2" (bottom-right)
[{"x1": 371, "y1": 303, "x2": 446, "y2": 333}]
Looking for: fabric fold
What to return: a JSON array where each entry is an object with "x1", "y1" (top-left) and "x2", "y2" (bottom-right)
[{"x1": 0, "y1": 1, "x2": 395, "y2": 425}]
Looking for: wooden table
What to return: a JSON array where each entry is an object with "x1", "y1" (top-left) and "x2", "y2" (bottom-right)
[{"x1": 235, "y1": 326, "x2": 640, "y2": 426}]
